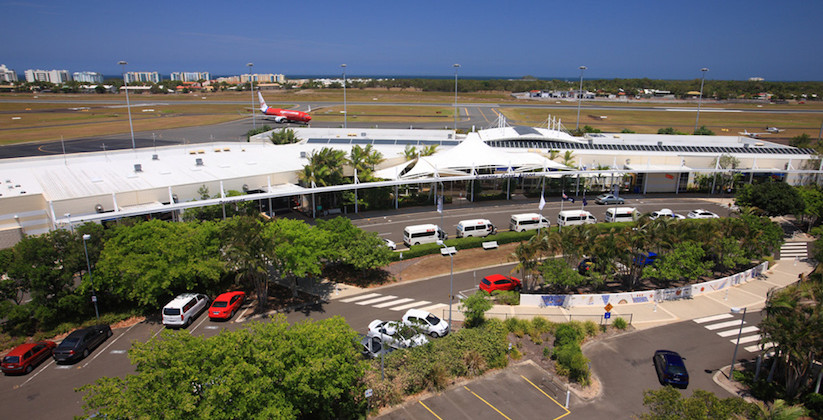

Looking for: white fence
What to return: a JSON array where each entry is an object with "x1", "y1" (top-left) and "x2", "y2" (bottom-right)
[{"x1": 520, "y1": 262, "x2": 768, "y2": 308}]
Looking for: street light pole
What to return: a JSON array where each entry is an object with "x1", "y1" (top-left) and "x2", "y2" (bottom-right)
[
  {"x1": 82, "y1": 234, "x2": 100, "y2": 322},
  {"x1": 437, "y1": 240, "x2": 455, "y2": 331},
  {"x1": 341, "y1": 64, "x2": 347, "y2": 128},
  {"x1": 117, "y1": 61, "x2": 135, "y2": 149},
  {"x1": 729, "y1": 306, "x2": 747, "y2": 379},
  {"x1": 453, "y1": 63, "x2": 460, "y2": 131},
  {"x1": 576, "y1": 66, "x2": 587, "y2": 131},
  {"x1": 695, "y1": 67, "x2": 709, "y2": 132},
  {"x1": 247, "y1": 62, "x2": 255, "y2": 130}
]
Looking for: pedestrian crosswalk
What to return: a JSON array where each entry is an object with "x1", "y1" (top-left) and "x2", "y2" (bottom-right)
[
  {"x1": 339, "y1": 292, "x2": 448, "y2": 314},
  {"x1": 780, "y1": 241, "x2": 808, "y2": 260},
  {"x1": 694, "y1": 313, "x2": 774, "y2": 354}
]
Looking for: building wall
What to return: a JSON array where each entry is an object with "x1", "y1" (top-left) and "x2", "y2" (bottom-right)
[
  {"x1": 73, "y1": 71, "x2": 104, "y2": 83},
  {"x1": 124, "y1": 72, "x2": 160, "y2": 84},
  {"x1": 0, "y1": 64, "x2": 18, "y2": 82}
]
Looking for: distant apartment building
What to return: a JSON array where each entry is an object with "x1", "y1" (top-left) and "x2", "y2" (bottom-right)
[
  {"x1": 72, "y1": 71, "x2": 104, "y2": 83},
  {"x1": 240, "y1": 73, "x2": 285, "y2": 84},
  {"x1": 24, "y1": 69, "x2": 72, "y2": 84},
  {"x1": 216, "y1": 75, "x2": 241, "y2": 84},
  {"x1": 0, "y1": 64, "x2": 17, "y2": 82},
  {"x1": 170, "y1": 71, "x2": 210, "y2": 82},
  {"x1": 123, "y1": 71, "x2": 160, "y2": 84}
]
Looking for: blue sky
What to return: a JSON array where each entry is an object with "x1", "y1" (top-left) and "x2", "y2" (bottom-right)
[{"x1": 2, "y1": 0, "x2": 821, "y2": 81}]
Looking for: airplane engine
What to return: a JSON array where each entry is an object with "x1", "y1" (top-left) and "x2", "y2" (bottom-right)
[{"x1": 273, "y1": 116, "x2": 287, "y2": 123}]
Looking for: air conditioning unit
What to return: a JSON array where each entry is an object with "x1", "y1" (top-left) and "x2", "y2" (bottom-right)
[
  {"x1": 300, "y1": 151, "x2": 307, "y2": 158},
  {"x1": 134, "y1": 164, "x2": 142, "y2": 172},
  {"x1": 195, "y1": 158, "x2": 203, "y2": 166},
  {"x1": 152, "y1": 154, "x2": 159, "y2": 160}
]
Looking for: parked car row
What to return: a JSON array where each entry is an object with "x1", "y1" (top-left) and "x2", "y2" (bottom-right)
[
  {"x1": 360, "y1": 309, "x2": 449, "y2": 358},
  {"x1": 399, "y1": 205, "x2": 721, "y2": 247},
  {"x1": 1, "y1": 325, "x2": 114, "y2": 374},
  {"x1": 162, "y1": 291, "x2": 246, "y2": 328}
]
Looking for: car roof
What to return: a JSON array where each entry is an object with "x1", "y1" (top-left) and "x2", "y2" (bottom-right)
[
  {"x1": 483, "y1": 274, "x2": 510, "y2": 282},
  {"x1": 214, "y1": 291, "x2": 243, "y2": 301},
  {"x1": 6, "y1": 342, "x2": 39, "y2": 356},
  {"x1": 404, "y1": 308, "x2": 432, "y2": 318},
  {"x1": 164, "y1": 293, "x2": 203, "y2": 308}
]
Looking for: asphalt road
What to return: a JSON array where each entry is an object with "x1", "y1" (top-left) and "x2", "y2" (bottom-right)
[{"x1": 0, "y1": 198, "x2": 747, "y2": 418}]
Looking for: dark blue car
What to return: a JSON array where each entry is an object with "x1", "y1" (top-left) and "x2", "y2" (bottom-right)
[{"x1": 653, "y1": 350, "x2": 689, "y2": 388}]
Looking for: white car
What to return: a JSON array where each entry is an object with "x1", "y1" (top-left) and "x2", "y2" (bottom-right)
[
  {"x1": 367, "y1": 320, "x2": 429, "y2": 349},
  {"x1": 401, "y1": 309, "x2": 450, "y2": 338},
  {"x1": 383, "y1": 238, "x2": 397, "y2": 250},
  {"x1": 649, "y1": 208, "x2": 685, "y2": 220},
  {"x1": 162, "y1": 293, "x2": 209, "y2": 328},
  {"x1": 687, "y1": 209, "x2": 719, "y2": 219},
  {"x1": 359, "y1": 333, "x2": 395, "y2": 358}
]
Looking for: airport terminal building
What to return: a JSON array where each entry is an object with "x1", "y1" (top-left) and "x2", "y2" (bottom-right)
[{"x1": 0, "y1": 124, "x2": 819, "y2": 248}]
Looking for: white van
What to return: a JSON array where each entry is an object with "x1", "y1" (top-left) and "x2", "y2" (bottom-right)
[
  {"x1": 605, "y1": 207, "x2": 638, "y2": 223},
  {"x1": 456, "y1": 219, "x2": 496, "y2": 238},
  {"x1": 557, "y1": 210, "x2": 597, "y2": 227},
  {"x1": 509, "y1": 213, "x2": 550, "y2": 232},
  {"x1": 403, "y1": 224, "x2": 447, "y2": 247},
  {"x1": 162, "y1": 293, "x2": 209, "y2": 328}
]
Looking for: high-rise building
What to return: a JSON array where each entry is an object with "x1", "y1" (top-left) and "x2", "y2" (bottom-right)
[
  {"x1": 0, "y1": 64, "x2": 18, "y2": 82},
  {"x1": 240, "y1": 73, "x2": 285, "y2": 83},
  {"x1": 170, "y1": 71, "x2": 210, "y2": 82},
  {"x1": 24, "y1": 69, "x2": 71, "y2": 84},
  {"x1": 72, "y1": 71, "x2": 104, "y2": 83},
  {"x1": 123, "y1": 71, "x2": 160, "y2": 84}
]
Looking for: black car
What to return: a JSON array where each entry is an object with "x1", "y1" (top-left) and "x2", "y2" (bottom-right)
[
  {"x1": 653, "y1": 350, "x2": 689, "y2": 388},
  {"x1": 52, "y1": 325, "x2": 112, "y2": 364}
]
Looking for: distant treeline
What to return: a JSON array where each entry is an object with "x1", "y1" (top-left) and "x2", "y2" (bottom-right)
[{"x1": 345, "y1": 78, "x2": 823, "y2": 100}]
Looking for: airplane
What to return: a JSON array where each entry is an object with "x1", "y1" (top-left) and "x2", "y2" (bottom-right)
[
  {"x1": 738, "y1": 129, "x2": 770, "y2": 138},
  {"x1": 766, "y1": 126, "x2": 785, "y2": 133},
  {"x1": 257, "y1": 92, "x2": 311, "y2": 124}
]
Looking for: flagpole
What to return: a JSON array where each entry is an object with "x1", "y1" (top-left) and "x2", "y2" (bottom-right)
[
  {"x1": 559, "y1": 190, "x2": 564, "y2": 233},
  {"x1": 538, "y1": 175, "x2": 546, "y2": 233}
]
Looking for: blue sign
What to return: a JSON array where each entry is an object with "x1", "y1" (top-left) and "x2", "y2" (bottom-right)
[{"x1": 604, "y1": 312, "x2": 611, "y2": 319}]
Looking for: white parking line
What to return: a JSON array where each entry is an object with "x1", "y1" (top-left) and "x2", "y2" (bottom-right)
[
  {"x1": 340, "y1": 293, "x2": 381, "y2": 303},
  {"x1": 81, "y1": 322, "x2": 141, "y2": 369},
  {"x1": 235, "y1": 306, "x2": 252, "y2": 322},
  {"x1": 17, "y1": 359, "x2": 55, "y2": 388},
  {"x1": 717, "y1": 326, "x2": 758, "y2": 337},
  {"x1": 373, "y1": 298, "x2": 414, "y2": 308},
  {"x1": 693, "y1": 313, "x2": 733, "y2": 324},
  {"x1": 150, "y1": 325, "x2": 165, "y2": 340},
  {"x1": 355, "y1": 295, "x2": 398, "y2": 306},
  {"x1": 189, "y1": 315, "x2": 209, "y2": 334},
  {"x1": 390, "y1": 300, "x2": 432, "y2": 311},
  {"x1": 705, "y1": 320, "x2": 746, "y2": 330}
]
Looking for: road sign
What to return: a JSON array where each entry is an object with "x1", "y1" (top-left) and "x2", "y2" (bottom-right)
[
  {"x1": 604, "y1": 312, "x2": 611, "y2": 319},
  {"x1": 365, "y1": 388, "x2": 373, "y2": 398},
  {"x1": 604, "y1": 303, "x2": 613, "y2": 312}
]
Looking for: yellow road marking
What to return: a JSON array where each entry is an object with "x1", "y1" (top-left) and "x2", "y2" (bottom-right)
[
  {"x1": 463, "y1": 386, "x2": 512, "y2": 419},
  {"x1": 520, "y1": 375, "x2": 571, "y2": 420},
  {"x1": 478, "y1": 107, "x2": 490, "y2": 123},
  {"x1": 418, "y1": 401, "x2": 444, "y2": 420},
  {"x1": 463, "y1": 107, "x2": 468, "y2": 117},
  {"x1": 491, "y1": 108, "x2": 501, "y2": 117}
]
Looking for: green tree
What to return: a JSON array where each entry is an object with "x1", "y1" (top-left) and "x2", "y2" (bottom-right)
[
  {"x1": 642, "y1": 241, "x2": 712, "y2": 283},
  {"x1": 538, "y1": 258, "x2": 586, "y2": 292},
  {"x1": 267, "y1": 218, "x2": 328, "y2": 297},
  {"x1": 736, "y1": 182, "x2": 805, "y2": 217},
  {"x1": 460, "y1": 291, "x2": 493, "y2": 328},
  {"x1": 749, "y1": 399, "x2": 809, "y2": 420},
  {"x1": 79, "y1": 316, "x2": 367, "y2": 419},
  {"x1": 693, "y1": 125, "x2": 715, "y2": 135},
  {"x1": 95, "y1": 220, "x2": 225, "y2": 310},
  {"x1": 269, "y1": 128, "x2": 299, "y2": 145},
  {"x1": 640, "y1": 386, "x2": 755, "y2": 419},
  {"x1": 220, "y1": 216, "x2": 271, "y2": 310}
]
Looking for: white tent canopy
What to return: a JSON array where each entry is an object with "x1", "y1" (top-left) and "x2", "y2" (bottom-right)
[{"x1": 374, "y1": 133, "x2": 569, "y2": 180}]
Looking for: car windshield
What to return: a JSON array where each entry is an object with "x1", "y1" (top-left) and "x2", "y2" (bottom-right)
[
  {"x1": 61, "y1": 337, "x2": 80, "y2": 347},
  {"x1": 481, "y1": 279, "x2": 491, "y2": 285},
  {"x1": 425, "y1": 314, "x2": 441, "y2": 324},
  {"x1": 212, "y1": 301, "x2": 228, "y2": 308},
  {"x1": 667, "y1": 364, "x2": 687, "y2": 375},
  {"x1": 3, "y1": 356, "x2": 19, "y2": 363},
  {"x1": 163, "y1": 308, "x2": 181, "y2": 316}
]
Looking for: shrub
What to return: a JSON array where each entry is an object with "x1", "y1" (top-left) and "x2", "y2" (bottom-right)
[
  {"x1": 542, "y1": 346, "x2": 552, "y2": 359},
  {"x1": 554, "y1": 322, "x2": 586, "y2": 346},
  {"x1": 461, "y1": 291, "x2": 493, "y2": 328},
  {"x1": 504, "y1": 317, "x2": 529, "y2": 337},
  {"x1": 510, "y1": 346, "x2": 522, "y2": 360},
  {"x1": 612, "y1": 317, "x2": 628, "y2": 330},
  {"x1": 552, "y1": 343, "x2": 590, "y2": 385},
  {"x1": 530, "y1": 316, "x2": 556, "y2": 335},
  {"x1": 491, "y1": 290, "x2": 520, "y2": 305},
  {"x1": 583, "y1": 320, "x2": 599, "y2": 337}
]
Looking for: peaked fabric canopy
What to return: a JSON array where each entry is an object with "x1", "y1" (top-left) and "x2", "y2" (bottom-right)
[{"x1": 374, "y1": 133, "x2": 569, "y2": 180}]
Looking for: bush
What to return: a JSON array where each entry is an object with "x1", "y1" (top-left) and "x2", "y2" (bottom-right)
[
  {"x1": 530, "y1": 316, "x2": 556, "y2": 335},
  {"x1": 554, "y1": 322, "x2": 586, "y2": 346},
  {"x1": 542, "y1": 346, "x2": 552, "y2": 359},
  {"x1": 504, "y1": 317, "x2": 530, "y2": 338},
  {"x1": 612, "y1": 317, "x2": 628, "y2": 330},
  {"x1": 461, "y1": 291, "x2": 493, "y2": 328},
  {"x1": 583, "y1": 320, "x2": 599, "y2": 337},
  {"x1": 491, "y1": 290, "x2": 520, "y2": 305}
]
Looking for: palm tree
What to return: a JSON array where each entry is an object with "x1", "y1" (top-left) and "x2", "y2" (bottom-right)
[
  {"x1": 220, "y1": 216, "x2": 271, "y2": 311},
  {"x1": 561, "y1": 150, "x2": 576, "y2": 168},
  {"x1": 746, "y1": 399, "x2": 809, "y2": 420},
  {"x1": 403, "y1": 145, "x2": 418, "y2": 161}
]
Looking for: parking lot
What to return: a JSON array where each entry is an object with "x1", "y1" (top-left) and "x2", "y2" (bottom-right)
[{"x1": 378, "y1": 361, "x2": 572, "y2": 420}]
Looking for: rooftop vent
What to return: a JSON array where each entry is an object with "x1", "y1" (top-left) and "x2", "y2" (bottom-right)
[
  {"x1": 300, "y1": 151, "x2": 307, "y2": 158},
  {"x1": 195, "y1": 158, "x2": 203, "y2": 166},
  {"x1": 152, "y1": 154, "x2": 159, "y2": 160},
  {"x1": 657, "y1": 141, "x2": 663, "y2": 147},
  {"x1": 134, "y1": 164, "x2": 142, "y2": 172},
  {"x1": 95, "y1": 204, "x2": 104, "y2": 213}
]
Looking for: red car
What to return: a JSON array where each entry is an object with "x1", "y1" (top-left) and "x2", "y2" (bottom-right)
[
  {"x1": 208, "y1": 291, "x2": 246, "y2": 320},
  {"x1": 2, "y1": 341, "x2": 56, "y2": 375},
  {"x1": 480, "y1": 274, "x2": 522, "y2": 293}
]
